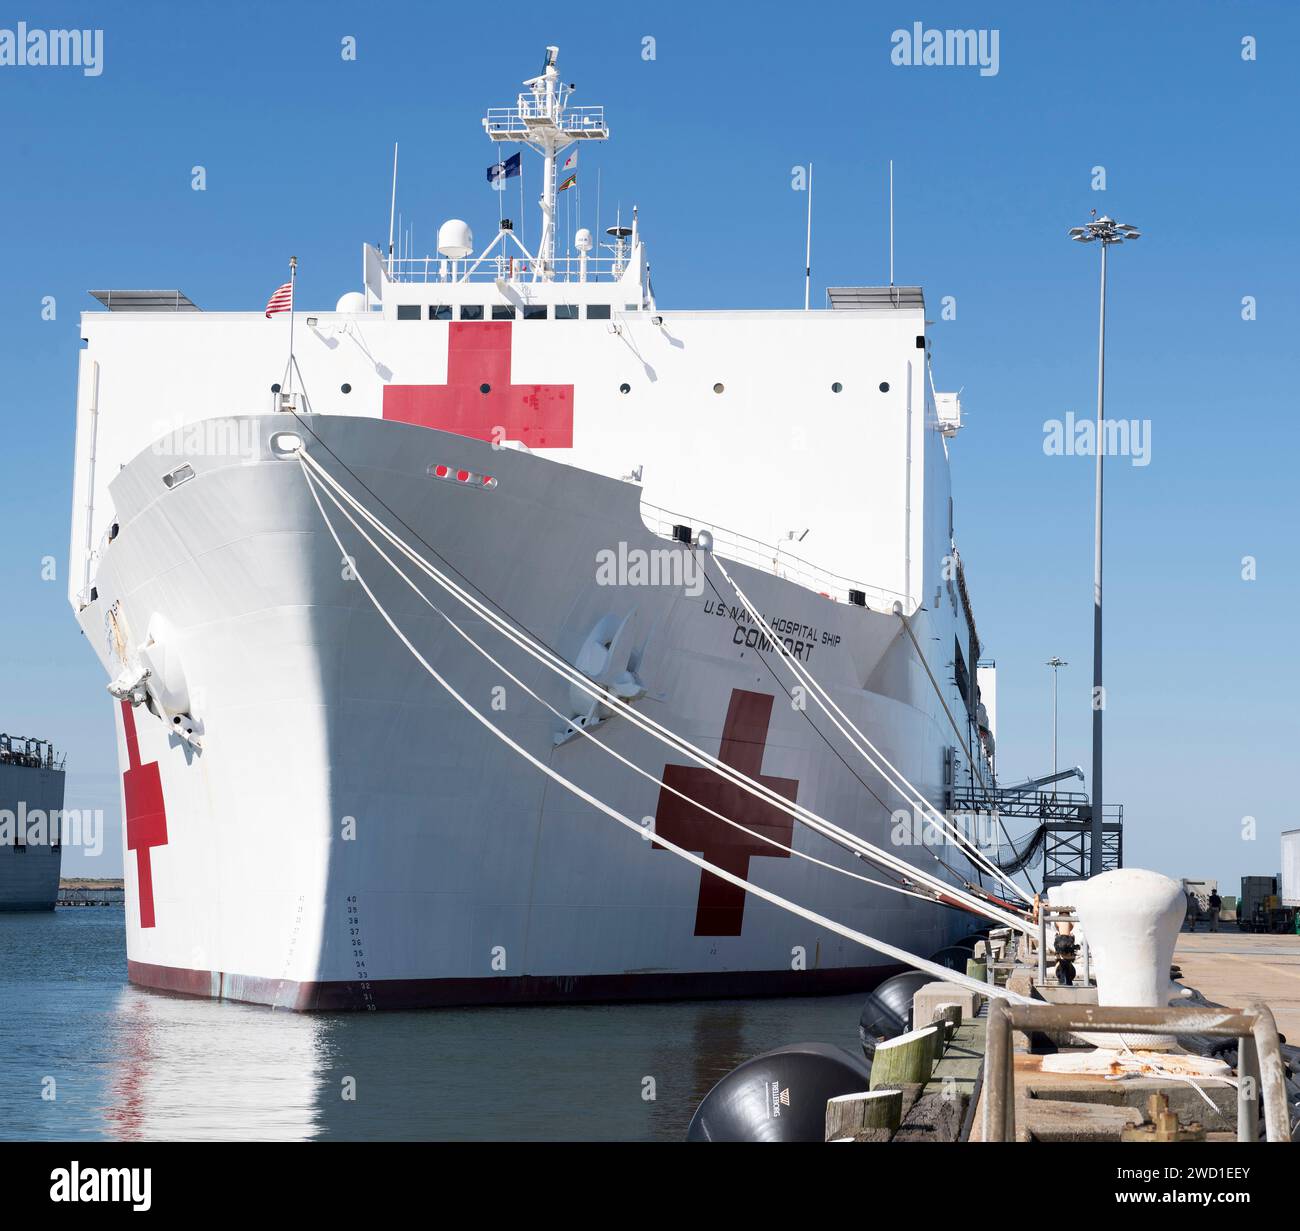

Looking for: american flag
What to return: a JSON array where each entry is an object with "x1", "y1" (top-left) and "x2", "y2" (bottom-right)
[{"x1": 265, "y1": 281, "x2": 293, "y2": 317}]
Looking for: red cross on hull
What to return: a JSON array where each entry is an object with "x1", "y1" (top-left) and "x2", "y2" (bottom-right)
[
  {"x1": 653, "y1": 690, "x2": 798, "y2": 936},
  {"x1": 382, "y1": 321, "x2": 574, "y2": 449},
  {"x1": 121, "y1": 701, "x2": 168, "y2": 929}
]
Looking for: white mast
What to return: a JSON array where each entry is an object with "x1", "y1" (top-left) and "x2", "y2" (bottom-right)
[
  {"x1": 483, "y1": 45, "x2": 609, "y2": 281},
  {"x1": 804, "y1": 161, "x2": 814, "y2": 310},
  {"x1": 388, "y1": 142, "x2": 398, "y2": 273}
]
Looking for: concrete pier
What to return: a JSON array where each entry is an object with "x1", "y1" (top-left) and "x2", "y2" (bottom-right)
[{"x1": 1174, "y1": 932, "x2": 1300, "y2": 1038}]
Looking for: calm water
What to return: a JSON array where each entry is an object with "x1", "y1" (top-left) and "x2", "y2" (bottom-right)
[{"x1": 0, "y1": 909, "x2": 865, "y2": 1141}]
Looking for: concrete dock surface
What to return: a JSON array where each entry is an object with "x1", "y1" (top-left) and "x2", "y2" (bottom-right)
[{"x1": 1174, "y1": 930, "x2": 1300, "y2": 1039}]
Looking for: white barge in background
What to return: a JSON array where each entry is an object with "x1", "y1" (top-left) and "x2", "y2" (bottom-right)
[{"x1": 67, "y1": 47, "x2": 1011, "y2": 1009}]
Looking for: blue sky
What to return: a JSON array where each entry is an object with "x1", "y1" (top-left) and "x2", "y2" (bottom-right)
[{"x1": 1, "y1": 2, "x2": 1295, "y2": 893}]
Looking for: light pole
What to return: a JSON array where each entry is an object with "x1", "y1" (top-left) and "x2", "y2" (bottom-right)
[
  {"x1": 1046, "y1": 656, "x2": 1068, "y2": 797},
  {"x1": 1068, "y1": 213, "x2": 1140, "y2": 875}
]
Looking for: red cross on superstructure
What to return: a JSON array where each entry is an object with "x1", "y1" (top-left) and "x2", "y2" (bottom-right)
[
  {"x1": 382, "y1": 321, "x2": 574, "y2": 448},
  {"x1": 120, "y1": 701, "x2": 168, "y2": 929},
  {"x1": 653, "y1": 690, "x2": 798, "y2": 937}
]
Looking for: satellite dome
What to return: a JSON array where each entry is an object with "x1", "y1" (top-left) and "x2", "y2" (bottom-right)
[
  {"x1": 437, "y1": 219, "x2": 474, "y2": 259},
  {"x1": 335, "y1": 291, "x2": 367, "y2": 313},
  {"x1": 574, "y1": 227, "x2": 594, "y2": 253}
]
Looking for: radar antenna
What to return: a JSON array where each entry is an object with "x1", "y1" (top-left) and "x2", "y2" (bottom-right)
[{"x1": 483, "y1": 46, "x2": 609, "y2": 281}]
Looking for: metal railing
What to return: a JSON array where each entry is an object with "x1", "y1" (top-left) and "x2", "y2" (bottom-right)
[
  {"x1": 1035, "y1": 904, "x2": 1091, "y2": 987},
  {"x1": 982, "y1": 1000, "x2": 1291, "y2": 1142},
  {"x1": 386, "y1": 253, "x2": 633, "y2": 285},
  {"x1": 484, "y1": 103, "x2": 607, "y2": 135},
  {"x1": 0, "y1": 734, "x2": 61, "y2": 770},
  {"x1": 639, "y1": 502, "x2": 909, "y2": 612}
]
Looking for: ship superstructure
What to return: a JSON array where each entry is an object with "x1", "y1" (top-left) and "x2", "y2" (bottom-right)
[{"x1": 67, "y1": 47, "x2": 1009, "y2": 1008}]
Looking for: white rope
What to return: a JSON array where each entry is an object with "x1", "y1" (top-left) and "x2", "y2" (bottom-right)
[
  {"x1": 895, "y1": 610, "x2": 1034, "y2": 890},
  {"x1": 298, "y1": 459, "x2": 1033, "y2": 1004},
  {"x1": 709, "y1": 553, "x2": 1034, "y2": 905},
  {"x1": 298, "y1": 447, "x2": 1028, "y2": 930},
  {"x1": 296, "y1": 448, "x2": 1030, "y2": 933},
  {"x1": 301, "y1": 464, "x2": 938, "y2": 907},
  {"x1": 298, "y1": 451, "x2": 1024, "y2": 926},
  {"x1": 712, "y1": 550, "x2": 1026, "y2": 900}
]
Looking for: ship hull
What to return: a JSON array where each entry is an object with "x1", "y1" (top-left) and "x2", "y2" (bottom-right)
[
  {"x1": 0, "y1": 763, "x2": 65, "y2": 911},
  {"x1": 80, "y1": 414, "x2": 974, "y2": 1009}
]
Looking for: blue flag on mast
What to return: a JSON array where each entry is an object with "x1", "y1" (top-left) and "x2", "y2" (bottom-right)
[{"x1": 487, "y1": 152, "x2": 521, "y2": 188}]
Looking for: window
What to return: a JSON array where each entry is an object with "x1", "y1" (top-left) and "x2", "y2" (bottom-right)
[
  {"x1": 831, "y1": 382, "x2": 843, "y2": 393},
  {"x1": 492, "y1": 304, "x2": 516, "y2": 320},
  {"x1": 624, "y1": 304, "x2": 639, "y2": 312},
  {"x1": 522, "y1": 304, "x2": 547, "y2": 320},
  {"x1": 397, "y1": 305, "x2": 421, "y2": 321},
  {"x1": 459, "y1": 304, "x2": 484, "y2": 321},
  {"x1": 587, "y1": 304, "x2": 611, "y2": 320},
  {"x1": 430, "y1": 305, "x2": 453, "y2": 321},
  {"x1": 712, "y1": 383, "x2": 725, "y2": 394},
  {"x1": 555, "y1": 305, "x2": 578, "y2": 320},
  {"x1": 619, "y1": 382, "x2": 631, "y2": 394}
]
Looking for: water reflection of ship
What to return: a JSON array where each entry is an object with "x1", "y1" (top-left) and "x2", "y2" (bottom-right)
[
  {"x1": 101, "y1": 986, "x2": 326, "y2": 1141},
  {"x1": 98, "y1": 985, "x2": 862, "y2": 1140}
]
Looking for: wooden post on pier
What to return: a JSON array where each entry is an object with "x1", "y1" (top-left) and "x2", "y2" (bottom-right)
[
  {"x1": 868, "y1": 1024, "x2": 938, "y2": 1089},
  {"x1": 825, "y1": 1089, "x2": 904, "y2": 1141},
  {"x1": 931, "y1": 1004, "x2": 963, "y2": 1059}
]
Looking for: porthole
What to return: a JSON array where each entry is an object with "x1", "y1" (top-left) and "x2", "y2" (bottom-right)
[
  {"x1": 619, "y1": 382, "x2": 631, "y2": 395},
  {"x1": 271, "y1": 382, "x2": 281, "y2": 393},
  {"x1": 879, "y1": 381, "x2": 890, "y2": 393},
  {"x1": 340, "y1": 383, "x2": 352, "y2": 394},
  {"x1": 480, "y1": 383, "x2": 491, "y2": 394},
  {"x1": 712, "y1": 382, "x2": 725, "y2": 394},
  {"x1": 831, "y1": 382, "x2": 843, "y2": 393}
]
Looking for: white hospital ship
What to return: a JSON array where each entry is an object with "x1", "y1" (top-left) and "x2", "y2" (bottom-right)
[{"x1": 67, "y1": 47, "x2": 1014, "y2": 1009}]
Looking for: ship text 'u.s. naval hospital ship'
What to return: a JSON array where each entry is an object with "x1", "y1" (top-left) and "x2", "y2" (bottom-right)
[{"x1": 67, "y1": 47, "x2": 1016, "y2": 1010}]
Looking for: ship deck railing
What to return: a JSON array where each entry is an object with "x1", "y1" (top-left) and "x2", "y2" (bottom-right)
[
  {"x1": 483, "y1": 103, "x2": 608, "y2": 139},
  {"x1": 639, "y1": 502, "x2": 909, "y2": 612},
  {"x1": 0, "y1": 735, "x2": 60, "y2": 770},
  {"x1": 386, "y1": 253, "x2": 632, "y2": 285}
]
